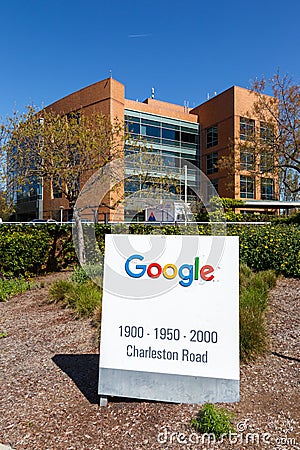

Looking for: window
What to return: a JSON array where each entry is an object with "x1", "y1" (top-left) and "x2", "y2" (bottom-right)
[
  {"x1": 52, "y1": 178, "x2": 62, "y2": 199},
  {"x1": 67, "y1": 112, "x2": 80, "y2": 124},
  {"x1": 260, "y1": 152, "x2": 274, "y2": 173},
  {"x1": 181, "y1": 132, "x2": 197, "y2": 144},
  {"x1": 206, "y1": 126, "x2": 218, "y2": 148},
  {"x1": 162, "y1": 128, "x2": 180, "y2": 141},
  {"x1": 206, "y1": 152, "x2": 218, "y2": 174},
  {"x1": 240, "y1": 148, "x2": 255, "y2": 170},
  {"x1": 261, "y1": 178, "x2": 274, "y2": 200},
  {"x1": 260, "y1": 122, "x2": 274, "y2": 143},
  {"x1": 126, "y1": 121, "x2": 140, "y2": 135},
  {"x1": 141, "y1": 125, "x2": 160, "y2": 138},
  {"x1": 240, "y1": 176, "x2": 255, "y2": 198},
  {"x1": 240, "y1": 117, "x2": 255, "y2": 141}
]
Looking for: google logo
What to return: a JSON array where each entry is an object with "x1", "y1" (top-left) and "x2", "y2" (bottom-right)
[{"x1": 125, "y1": 254, "x2": 215, "y2": 287}]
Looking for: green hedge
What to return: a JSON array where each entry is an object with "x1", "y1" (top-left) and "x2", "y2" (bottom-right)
[
  {"x1": 0, "y1": 222, "x2": 299, "y2": 278},
  {"x1": 0, "y1": 225, "x2": 51, "y2": 277},
  {"x1": 0, "y1": 224, "x2": 73, "y2": 277},
  {"x1": 94, "y1": 223, "x2": 300, "y2": 277},
  {"x1": 228, "y1": 224, "x2": 300, "y2": 277}
]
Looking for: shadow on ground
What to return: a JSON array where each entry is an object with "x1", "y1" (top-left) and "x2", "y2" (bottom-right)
[
  {"x1": 52, "y1": 354, "x2": 100, "y2": 404},
  {"x1": 53, "y1": 354, "x2": 169, "y2": 405}
]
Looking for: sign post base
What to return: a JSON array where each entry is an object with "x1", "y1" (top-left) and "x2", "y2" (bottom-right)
[{"x1": 99, "y1": 395, "x2": 108, "y2": 407}]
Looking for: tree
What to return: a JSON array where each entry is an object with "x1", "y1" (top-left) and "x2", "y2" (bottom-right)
[
  {"x1": 2, "y1": 106, "x2": 126, "y2": 213},
  {"x1": 2, "y1": 106, "x2": 182, "y2": 221},
  {"x1": 251, "y1": 71, "x2": 300, "y2": 200}
]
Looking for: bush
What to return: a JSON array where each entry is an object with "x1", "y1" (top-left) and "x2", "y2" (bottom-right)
[
  {"x1": 229, "y1": 224, "x2": 300, "y2": 277},
  {"x1": 191, "y1": 403, "x2": 235, "y2": 439},
  {"x1": 49, "y1": 278, "x2": 102, "y2": 318},
  {"x1": 0, "y1": 221, "x2": 299, "y2": 278},
  {"x1": 49, "y1": 279, "x2": 72, "y2": 302},
  {"x1": 70, "y1": 266, "x2": 90, "y2": 284},
  {"x1": 0, "y1": 226, "x2": 51, "y2": 277},
  {"x1": 239, "y1": 264, "x2": 277, "y2": 361},
  {"x1": 0, "y1": 278, "x2": 31, "y2": 302}
]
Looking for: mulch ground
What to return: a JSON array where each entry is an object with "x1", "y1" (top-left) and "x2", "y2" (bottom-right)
[{"x1": 0, "y1": 273, "x2": 299, "y2": 449}]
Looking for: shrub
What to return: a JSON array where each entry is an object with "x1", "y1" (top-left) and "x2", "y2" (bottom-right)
[
  {"x1": 0, "y1": 226, "x2": 51, "y2": 277},
  {"x1": 0, "y1": 278, "x2": 31, "y2": 302},
  {"x1": 49, "y1": 278, "x2": 102, "y2": 318},
  {"x1": 71, "y1": 266, "x2": 90, "y2": 284},
  {"x1": 0, "y1": 224, "x2": 76, "y2": 277},
  {"x1": 49, "y1": 280, "x2": 73, "y2": 302},
  {"x1": 191, "y1": 403, "x2": 235, "y2": 439},
  {"x1": 63, "y1": 281, "x2": 102, "y2": 317},
  {"x1": 229, "y1": 224, "x2": 300, "y2": 277},
  {"x1": 239, "y1": 265, "x2": 277, "y2": 361}
]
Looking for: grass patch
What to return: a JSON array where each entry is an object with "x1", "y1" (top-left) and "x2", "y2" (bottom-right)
[
  {"x1": 239, "y1": 264, "x2": 277, "y2": 361},
  {"x1": 0, "y1": 278, "x2": 31, "y2": 302},
  {"x1": 49, "y1": 278, "x2": 102, "y2": 318},
  {"x1": 50, "y1": 264, "x2": 276, "y2": 360},
  {"x1": 191, "y1": 403, "x2": 235, "y2": 439}
]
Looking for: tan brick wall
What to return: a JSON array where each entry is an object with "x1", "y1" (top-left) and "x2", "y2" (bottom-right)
[
  {"x1": 125, "y1": 98, "x2": 198, "y2": 122},
  {"x1": 43, "y1": 78, "x2": 125, "y2": 221}
]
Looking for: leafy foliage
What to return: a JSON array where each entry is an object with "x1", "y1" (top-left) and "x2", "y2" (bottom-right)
[
  {"x1": 239, "y1": 265, "x2": 277, "y2": 361},
  {"x1": 0, "y1": 224, "x2": 75, "y2": 277},
  {"x1": 2, "y1": 107, "x2": 126, "y2": 215},
  {"x1": 0, "y1": 277, "x2": 31, "y2": 302},
  {"x1": 191, "y1": 403, "x2": 235, "y2": 439},
  {"x1": 0, "y1": 225, "x2": 51, "y2": 277},
  {"x1": 251, "y1": 72, "x2": 300, "y2": 200},
  {"x1": 0, "y1": 221, "x2": 299, "y2": 278},
  {"x1": 49, "y1": 277, "x2": 102, "y2": 318},
  {"x1": 231, "y1": 223, "x2": 300, "y2": 277}
]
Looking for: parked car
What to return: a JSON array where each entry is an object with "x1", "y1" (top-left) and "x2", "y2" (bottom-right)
[
  {"x1": 65, "y1": 218, "x2": 93, "y2": 224},
  {"x1": 28, "y1": 218, "x2": 58, "y2": 225}
]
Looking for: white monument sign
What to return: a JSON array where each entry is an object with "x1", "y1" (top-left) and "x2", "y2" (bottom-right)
[{"x1": 98, "y1": 234, "x2": 239, "y2": 404}]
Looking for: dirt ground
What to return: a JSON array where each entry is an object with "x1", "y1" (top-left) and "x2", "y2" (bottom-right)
[{"x1": 0, "y1": 272, "x2": 299, "y2": 450}]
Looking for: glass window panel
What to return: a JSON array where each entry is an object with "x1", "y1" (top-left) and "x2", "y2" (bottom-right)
[
  {"x1": 162, "y1": 139, "x2": 180, "y2": 147},
  {"x1": 126, "y1": 122, "x2": 140, "y2": 134},
  {"x1": 240, "y1": 148, "x2": 255, "y2": 170},
  {"x1": 240, "y1": 176, "x2": 255, "y2": 198},
  {"x1": 181, "y1": 126, "x2": 198, "y2": 134},
  {"x1": 260, "y1": 153, "x2": 274, "y2": 172},
  {"x1": 206, "y1": 126, "x2": 218, "y2": 148},
  {"x1": 240, "y1": 117, "x2": 255, "y2": 141},
  {"x1": 181, "y1": 142, "x2": 197, "y2": 149},
  {"x1": 260, "y1": 122, "x2": 274, "y2": 143},
  {"x1": 261, "y1": 178, "x2": 274, "y2": 200},
  {"x1": 206, "y1": 152, "x2": 218, "y2": 174},
  {"x1": 141, "y1": 118, "x2": 161, "y2": 127},
  {"x1": 162, "y1": 128, "x2": 180, "y2": 140},
  {"x1": 145, "y1": 125, "x2": 160, "y2": 137},
  {"x1": 181, "y1": 132, "x2": 197, "y2": 143},
  {"x1": 181, "y1": 153, "x2": 196, "y2": 161},
  {"x1": 207, "y1": 178, "x2": 218, "y2": 201}
]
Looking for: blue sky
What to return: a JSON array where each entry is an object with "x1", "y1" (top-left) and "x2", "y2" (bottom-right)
[{"x1": 0, "y1": 0, "x2": 299, "y2": 118}]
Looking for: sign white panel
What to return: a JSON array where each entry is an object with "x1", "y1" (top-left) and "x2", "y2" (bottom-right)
[{"x1": 99, "y1": 234, "x2": 239, "y2": 388}]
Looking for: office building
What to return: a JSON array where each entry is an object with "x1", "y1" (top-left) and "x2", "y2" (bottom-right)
[{"x1": 13, "y1": 77, "x2": 278, "y2": 221}]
